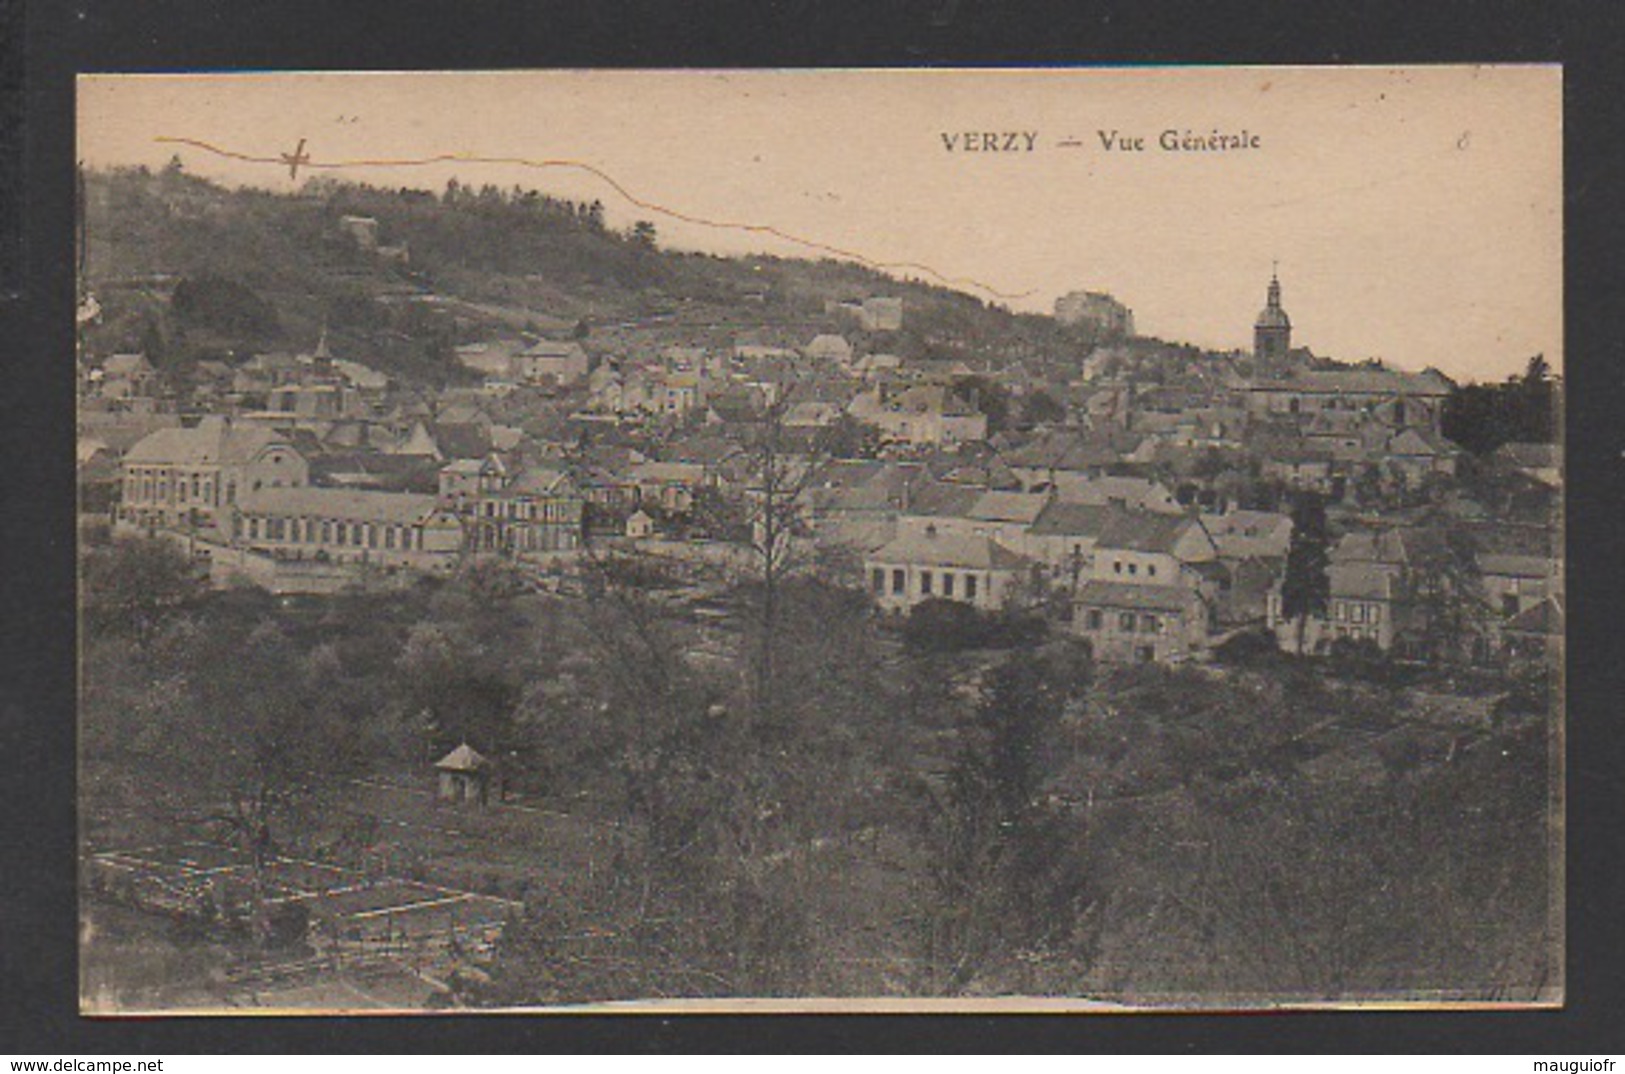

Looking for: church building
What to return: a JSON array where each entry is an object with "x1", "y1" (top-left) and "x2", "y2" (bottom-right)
[{"x1": 1253, "y1": 269, "x2": 1292, "y2": 369}]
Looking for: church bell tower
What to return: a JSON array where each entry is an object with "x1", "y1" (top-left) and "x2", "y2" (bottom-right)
[{"x1": 1253, "y1": 267, "x2": 1292, "y2": 370}]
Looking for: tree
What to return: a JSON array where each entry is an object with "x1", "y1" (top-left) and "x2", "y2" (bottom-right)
[
  {"x1": 951, "y1": 374, "x2": 1010, "y2": 434},
  {"x1": 170, "y1": 275, "x2": 281, "y2": 340},
  {"x1": 1279, "y1": 492, "x2": 1330, "y2": 654},
  {"x1": 1021, "y1": 389, "x2": 1067, "y2": 427},
  {"x1": 817, "y1": 414, "x2": 883, "y2": 459},
  {"x1": 1406, "y1": 527, "x2": 1491, "y2": 665},
  {"x1": 737, "y1": 389, "x2": 827, "y2": 725},
  {"x1": 1441, "y1": 354, "x2": 1559, "y2": 455},
  {"x1": 159, "y1": 620, "x2": 358, "y2": 946},
  {"x1": 914, "y1": 644, "x2": 1100, "y2": 994},
  {"x1": 81, "y1": 537, "x2": 204, "y2": 642},
  {"x1": 629, "y1": 220, "x2": 658, "y2": 251},
  {"x1": 901, "y1": 598, "x2": 989, "y2": 653}
]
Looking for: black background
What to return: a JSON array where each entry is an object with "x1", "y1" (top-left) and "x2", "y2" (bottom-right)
[{"x1": 3, "y1": 0, "x2": 1622, "y2": 1054}]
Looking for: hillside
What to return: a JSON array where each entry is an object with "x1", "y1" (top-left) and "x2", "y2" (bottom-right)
[{"x1": 79, "y1": 164, "x2": 1128, "y2": 389}]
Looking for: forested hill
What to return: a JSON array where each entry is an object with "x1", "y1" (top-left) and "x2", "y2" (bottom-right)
[{"x1": 79, "y1": 163, "x2": 1110, "y2": 387}]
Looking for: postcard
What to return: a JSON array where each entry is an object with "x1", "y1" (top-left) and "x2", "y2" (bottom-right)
[{"x1": 75, "y1": 66, "x2": 1562, "y2": 1013}]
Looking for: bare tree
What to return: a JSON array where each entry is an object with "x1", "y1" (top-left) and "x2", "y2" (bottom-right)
[{"x1": 737, "y1": 386, "x2": 831, "y2": 724}]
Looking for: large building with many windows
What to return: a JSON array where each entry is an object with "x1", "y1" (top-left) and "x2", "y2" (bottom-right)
[
  {"x1": 116, "y1": 416, "x2": 308, "y2": 537},
  {"x1": 231, "y1": 486, "x2": 465, "y2": 570}
]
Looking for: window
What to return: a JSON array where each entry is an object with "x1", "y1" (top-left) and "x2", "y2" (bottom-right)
[
  {"x1": 1502, "y1": 593, "x2": 1520, "y2": 618},
  {"x1": 191, "y1": 475, "x2": 201, "y2": 499},
  {"x1": 1351, "y1": 604, "x2": 1366, "y2": 623},
  {"x1": 352, "y1": 523, "x2": 364, "y2": 545},
  {"x1": 1147, "y1": 564, "x2": 1157, "y2": 578},
  {"x1": 1142, "y1": 614, "x2": 1162, "y2": 633},
  {"x1": 368, "y1": 525, "x2": 379, "y2": 549},
  {"x1": 872, "y1": 568, "x2": 885, "y2": 594},
  {"x1": 965, "y1": 574, "x2": 978, "y2": 601},
  {"x1": 1119, "y1": 612, "x2": 1137, "y2": 632},
  {"x1": 249, "y1": 518, "x2": 260, "y2": 539},
  {"x1": 1128, "y1": 563, "x2": 1138, "y2": 576},
  {"x1": 321, "y1": 521, "x2": 332, "y2": 543},
  {"x1": 942, "y1": 573, "x2": 955, "y2": 598},
  {"x1": 920, "y1": 571, "x2": 933, "y2": 596},
  {"x1": 386, "y1": 526, "x2": 397, "y2": 549},
  {"x1": 1369, "y1": 605, "x2": 1381, "y2": 623},
  {"x1": 1333, "y1": 602, "x2": 1346, "y2": 621},
  {"x1": 892, "y1": 568, "x2": 906, "y2": 595},
  {"x1": 1113, "y1": 561, "x2": 1123, "y2": 575},
  {"x1": 1086, "y1": 609, "x2": 1103, "y2": 630}
]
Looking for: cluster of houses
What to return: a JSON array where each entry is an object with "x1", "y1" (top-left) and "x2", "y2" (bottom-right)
[{"x1": 79, "y1": 271, "x2": 1561, "y2": 665}]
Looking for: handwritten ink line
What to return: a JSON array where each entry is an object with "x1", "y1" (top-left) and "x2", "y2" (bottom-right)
[{"x1": 154, "y1": 136, "x2": 1037, "y2": 302}]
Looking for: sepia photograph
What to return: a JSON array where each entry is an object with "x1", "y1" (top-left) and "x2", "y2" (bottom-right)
[{"x1": 73, "y1": 66, "x2": 1563, "y2": 1014}]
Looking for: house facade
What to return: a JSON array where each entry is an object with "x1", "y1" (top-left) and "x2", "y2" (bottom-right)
[
  {"x1": 1266, "y1": 529, "x2": 1409, "y2": 652},
  {"x1": 512, "y1": 340, "x2": 590, "y2": 386},
  {"x1": 1070, "y1": 509, "x2": 1220, "y2": 662},
  {"x1": 864, "y1": 526, "x2": 1032, "y2": 613},
  {"x1": 446, "y1": 463, "x2": 587, "y2": 557},
  {"x1": 1073, "y1": 581, "x2": 1210, "y2": 663}
]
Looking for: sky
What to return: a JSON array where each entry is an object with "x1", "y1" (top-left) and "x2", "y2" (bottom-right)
[{"x1": 78, "y1": 67, "x2": 1562, "y2": 383}]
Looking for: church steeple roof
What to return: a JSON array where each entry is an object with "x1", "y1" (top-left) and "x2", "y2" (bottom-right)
[{"x1": 1255, "y1": 269, "x2": 1291, "y2": 331}]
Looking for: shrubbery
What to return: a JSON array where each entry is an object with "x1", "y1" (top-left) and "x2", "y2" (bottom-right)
[{"x1": 899, "y1": 598, "x2": 1048, "y2": 653}]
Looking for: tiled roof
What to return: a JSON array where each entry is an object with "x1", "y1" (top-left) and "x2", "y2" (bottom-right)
[
  {"x1": 435, "y1": 743, "x2": 492, "y2": 772},
  {"x1": 1331, "y1": 529, "x2": 1411, "y2": 566},
  {"x1": 901, "y1": 480, "x2": 982, "y2": 519},
  {"x1": 868, "y1": 530, "x2": 1030, "y2": 571},
  {"x1": 1494, "y1": 441, "x2": 1560, "y2": 470},
  {"x1": 1029, "y1": 501, "x2": 1115, "y2": 537},
  {"x1": 520, "y1": 340, "x2": 588, "y2": 359},
  {"x1": 431, "y1": 422, "x2": 493, "y2": 461},
  {"x1": 1041, "y1": 473, "x2": 1175, "y2": 511},
  {"x1": 1096, "y1": 510, "x2": 1200, "y2": 555},
  {"x1": 1074, "y1": 580, "x2": 1201, "y2": 614},
  {"x1": 1246, "y1": 367, "x2": 1453, "y2": 396},
  {"x1": 311, "y1": 453, "x2": 441, "y2": 493},
  {"x1": 124, "y1": 419, "x2": 295, "y2": 467},
  {"x1": 237, "y1": 486, "x2": 441, "y2": 526},
  {"x1": 506, "y1": 467, "x2": 576, "y2": 497},
  {"x1": 967, "y1": 490, "x2": 1050, "y2": 524},
  {"x1": 630, "y1": 460, "x2": 707, "y2": 484},
  {"x1": 103, "y1": 353, "x2": 154, "y2": 376},
  {"x1": 1201, "y1": 510, "x2": 1293, "y2": 559},
  {"x1": 1328, "y1": 561, "x2": 1398, "y2": 601},
  {"x1": 1504, "y1": 597, "x2": 1564, "y2": 637}
]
